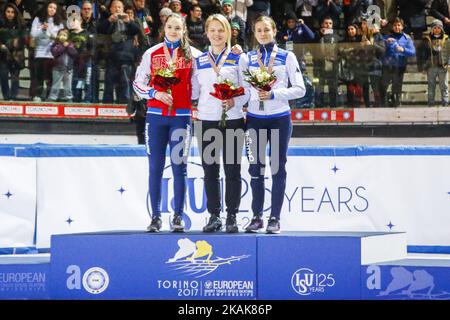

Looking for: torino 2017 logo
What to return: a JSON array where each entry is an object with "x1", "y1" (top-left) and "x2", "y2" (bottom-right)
[{"x1": 291, "y1": 268, "x2": 336, "y2": 296}]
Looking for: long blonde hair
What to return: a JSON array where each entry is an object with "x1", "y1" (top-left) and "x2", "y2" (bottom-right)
[
  {"x1": 163, "y1": 13, "x2": 192, "y2": 63},
  {"x1": 205, "y1": 14, "x2": 232, "y2": 50}
]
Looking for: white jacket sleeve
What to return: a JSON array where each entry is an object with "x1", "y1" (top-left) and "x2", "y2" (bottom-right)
[
  {"x1": 238, "y1": 53, "x2": 252, "y2": 93},
  {"x1": 133, "y1": 49, "x2": 156, "y2": 100},
  {"x1": 30, "y1": 18, "x2": 44, "y2": 39},
  {"x1": 49, "y1": 23, "x2": 64, "y2": 39},
  {"x1": 272, "y1": 52, "x2": 306, "y2": 101},
  {"x1": 191, "y1": 59, "x2": 200, "y2": 101},
  {"x1": 233, "y1": 56, "x2": 250, "y2": 106}
]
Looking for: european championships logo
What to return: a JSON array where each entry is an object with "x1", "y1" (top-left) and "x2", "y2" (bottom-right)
[{"x1": 166, "y1": 238, "x2": 250, "y2": 278}]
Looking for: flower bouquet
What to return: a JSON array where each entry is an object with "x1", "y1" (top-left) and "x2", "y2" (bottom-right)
[
  {"x1": 243, "y1": 68, "x2": 277, "y2": 111},
  {"x1": 153, "y1": 63, "x2": 180, "y2": 114},
  {"x1": 209, "y1": 78, "x2": 245, "y2": 128}
]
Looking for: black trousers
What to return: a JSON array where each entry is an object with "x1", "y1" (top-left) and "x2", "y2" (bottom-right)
[
  {"x1": 380, "y1": 66, "x2": 406, "y2": 108},
  {"x1": 195, "y1": 118, "x2": 245, "y2": 216}
]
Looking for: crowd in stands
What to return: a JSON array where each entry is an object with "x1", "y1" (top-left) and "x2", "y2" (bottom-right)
[{"x1": 0, "y1": 0, "x2": 449, "y2": 108}]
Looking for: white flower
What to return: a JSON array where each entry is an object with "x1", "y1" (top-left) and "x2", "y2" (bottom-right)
[{"x1": 256, "y1": 73, "x2": 265, "y2": 83}]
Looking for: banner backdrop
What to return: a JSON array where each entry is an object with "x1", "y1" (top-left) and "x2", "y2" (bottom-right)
[
  {"x1": 29, "y1": 145, "x2": 450, "y2": 251},
  {"x1": 0, "y1": 150, "x2": 36, "y2": 248}
]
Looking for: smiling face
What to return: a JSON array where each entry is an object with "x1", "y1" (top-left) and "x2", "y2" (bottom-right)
[
  {"x1": 254, "y1": 19, "x2": 276, "y2": 45},
  {"x1": 433, "y1": 26, "x2": 443, "y2": 36},
  {"x1": 392, "y1": 22, "x2": 403, "y2": 33},
  {"x1": 206, "y1": 19, "x2": 227, "y2": 48},
  {"x1": 164, "y1": 15, "x2": 184, "y2": 42},
  {"x1": 110, "y1": 0, "x2": 124, "y2": 15}
]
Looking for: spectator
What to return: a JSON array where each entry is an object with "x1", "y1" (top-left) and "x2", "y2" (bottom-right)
[
  {"x1": 30, "y1": 1, "x2": 65, "y2": 102},
  {"x1": 315, "y1": 0, "x2": 343, "y2": 30},
  {"x1": 388, "y1": 0, "x2": 429, "y2": 39},
  {"x1": 80, "y1": 1, "x2": 97, "y2": 33},
  {"x1": 186, "y1": 4, "x2": 207, "y2": 50},
  {"x1": 313, "y1": 16, "x2": 340, "y2": 108},
  {"x1": 234, "y1": 0, "x2": 254, "y2": 21},
  {"x1": 418, "y1": 19, "x2": 450, "y2": 107},
  {"x1": 184, "y1": 0, "x2": 222, "y2": 18},
  {"x1": 221, "y1": 0, "x2": 246, "y2": 47},
  {"x1": 7, "y1": 0, "x2": 35, "y2": 19},
  {"x1": 97, "y1": 0, "x2": 140, "y2": 103},
  {"x1": 277, "y1": 11, "x2": 315, "y2": 49},
  {"x1": 359, "y1": 19, "x2": 386, "y2": 107},
  {"x1": 0, "y1": 3, "x2": 26, "y2": 101},
  {"x1": 48, "y1": 28, "x2": 77, "y2": 102},
  {"x1": 247, "y1": 0, "x2": 270, "y2": 48},
  {"x1": 380, "y1": 17, "x2": 416, "y2": 107},
  {"x1": 338, "y1": 23, "x2": 364, "y2": 107},
  {"x1": 431, "y1": 0, "x2": 450, "y2": 35},
  {"x1": 342, "y1": 0, "x2": 373, "y2": 27},
  {"x1": 68, "y1": 16, "x2": 94, "y2": 103},
  {"x1": 284, "y1": 0, "x2": 318, "y2": 29},
  {"x1": 169, "y1": 0, "x2": 187, "y2": 18},
  {"x1": 230, "y1": 21, "x2": 245, "y2": 49},
  {"x1": 133, "y1": 0, "x2": 156, "y2": 48},
  {"x1": 155, "y1": 7, "x2": 173, "y2": 43},
  {"x1": 80, "y1": 0, "x2": 98, "y2": 102}
]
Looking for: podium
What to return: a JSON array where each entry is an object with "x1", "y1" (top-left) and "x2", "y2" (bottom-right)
[
  {"x1": 49, "y1": 231, "x2": 406, "y2": 300},
  {"x1": 4, "y1": 231, "x2": 450, "y2": 300}
]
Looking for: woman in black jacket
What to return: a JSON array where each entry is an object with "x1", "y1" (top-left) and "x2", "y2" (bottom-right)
[{"x1": 0, "y1": 3, "x2": 26, "y2": 100}]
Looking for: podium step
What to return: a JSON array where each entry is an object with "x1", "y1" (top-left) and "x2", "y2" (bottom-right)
[
  {"x1": 0, "y1": 254, "x2": 50, "y2": 299},
  {"x1": 362, "y1": 254, "x2": 450, "y2": 300},
  {"x1": 48, "y1": 231, "x2": 406, "y2": 300}
]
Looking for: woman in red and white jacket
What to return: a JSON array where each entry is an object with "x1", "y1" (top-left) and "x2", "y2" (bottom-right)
[{"x1": 133, "y1": 13, "x2": 201, "y2": 233}]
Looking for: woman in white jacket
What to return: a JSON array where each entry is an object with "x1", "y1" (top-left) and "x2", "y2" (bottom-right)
[
  {"x1": 239, "y1": 15, "x2": 305, "y2": 234},
  {"x1": 30, "y1": 1, "x2": 64, "y2": 102},
  {"x1": 192, "y1": 14, "x2": 249, "y2": 233}
]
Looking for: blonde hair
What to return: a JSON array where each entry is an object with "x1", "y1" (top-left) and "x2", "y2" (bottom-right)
[
  {"x1": 164, "y1": 13, "x2": 192, "y2": 63},
  {"x1": 205, "y1": 14, "x2": 232, "y2": 50}
]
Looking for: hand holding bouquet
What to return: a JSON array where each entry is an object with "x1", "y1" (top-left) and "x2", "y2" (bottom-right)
[
  {"x1": 243, "y1": 68, "x2": 277, "y2": 111},
  {"x1": 153, "y1": 63, "x2": 181, "y2": 114},
  {"x1": 209, "y1": 78, "x2": 245, "y2": 128}
]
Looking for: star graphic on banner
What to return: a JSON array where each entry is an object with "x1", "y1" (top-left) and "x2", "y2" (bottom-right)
[
  {"x1": 331, "y1": 165, "x2": 339, "y2": 174},
  {"x1": 66, "y1": 217, "x2": 74, "y2": 225},
  {"x1": 118, "y1": 186, "x2": 126, "y2": 195},
  {"x1": 4, "y1": 190, "x2": 13, "y2": 199},
  {"x1": 387, "y1": 221, "x2": 395, "y2": 231}
]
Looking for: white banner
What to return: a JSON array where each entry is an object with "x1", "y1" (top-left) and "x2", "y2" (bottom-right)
[
  {"x1": 0, "y1": 157, "x2": 36, "y2": 248},
  {"x1": 33, "y1": 149, "x2": 450, "y2": 249}
]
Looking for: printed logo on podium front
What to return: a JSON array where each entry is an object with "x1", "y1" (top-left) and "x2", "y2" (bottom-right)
[
  {"x1": 157, "y1": 238, "x2": 255, "y2": 298},
  {"x1": 166, "y1": 238, "x2": 250, "y2": 278},
  {"x1": 291, "y1": 268, "x2": 336, "y2": 296},
  {"x1": 82, "y1": 267, "x2": 110, "y2": 294}
]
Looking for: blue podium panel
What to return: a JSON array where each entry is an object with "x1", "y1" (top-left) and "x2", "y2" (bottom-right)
[
  {"x1": 362, "y1": 259, "x2": 450, "y2": 300},
  {"x1": 257, "y1": 234, "x2": 362, "y2": 300},
  {"x1": 50, "y1": 232, "x2": 257, "y2": 300},
  {"x1": 0, "y1": 257, "x2": 50, "y2": 300}
]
